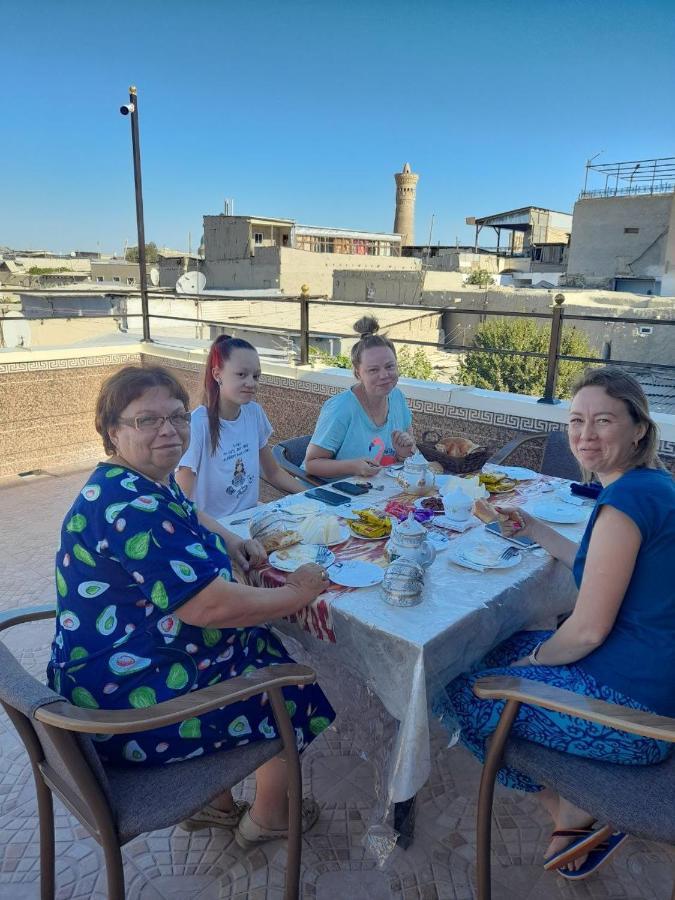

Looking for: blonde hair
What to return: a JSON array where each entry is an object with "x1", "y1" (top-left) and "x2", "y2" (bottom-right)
[
  {"x1": 350, "y1": 316, "x2": 397, "y2": 369},
  {"x1": 571, "y1": 366, "x2": 664, "y2": 472}
]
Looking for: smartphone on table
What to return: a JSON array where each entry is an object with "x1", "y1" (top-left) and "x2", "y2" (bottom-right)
[
  {"x1": 332, "y1": 481, "x2": 370, "y2": 496},
  {"x1": 484, "y1": 521, "x2": 539, "y2": 550},
  {"x1": 304, "y1": 488, "x2": 352, "y2": 506}
]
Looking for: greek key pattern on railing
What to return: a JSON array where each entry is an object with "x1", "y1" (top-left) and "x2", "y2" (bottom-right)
[
  {"x1": 0, "y1": 353, "x2": 140, "y2": 375},
  {"x1": 259, "y1": 374, "x2": 341, "y2": 397}
]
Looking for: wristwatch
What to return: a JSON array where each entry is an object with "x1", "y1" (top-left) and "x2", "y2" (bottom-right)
[{"x1": 527, "y1": 641, "x2": 543, "y2": 666}]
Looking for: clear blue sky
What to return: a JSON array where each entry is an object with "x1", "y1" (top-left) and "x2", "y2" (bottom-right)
[{"x1": 3, "y1": 0, "x2": 674, "y2": 254}]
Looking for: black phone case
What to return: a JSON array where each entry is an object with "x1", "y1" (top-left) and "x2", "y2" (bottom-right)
[
  {"x1": 305, "y1": 488, "x2": 351, "y2": 506},
  {"x1": 332, "y1": 481, "x2": 369, "y2": 495}
]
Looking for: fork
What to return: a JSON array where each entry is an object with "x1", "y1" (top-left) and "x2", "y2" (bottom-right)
[
  {"x1": 315, "y1": 546, "x2": 331, "y2": 565},
  {"x1": 499, "y1": 546, "x2": 520, "y2": 562}
]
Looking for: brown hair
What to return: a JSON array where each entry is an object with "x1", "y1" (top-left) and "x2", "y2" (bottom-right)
[
  {"x1": 203, "y1": 334, "x2": 257, "y2": 454},
  {"x1": 350, "y1": 315, "x2": 397, "y2": 369},
  {"x1": 95, "y1": 366, "x2": 189, "y2": 456},
  {"x1": 571, "y1": 366, "x2": 664, "y2": 472}
]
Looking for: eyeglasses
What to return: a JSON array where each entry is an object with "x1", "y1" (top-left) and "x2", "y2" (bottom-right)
[{"x1": 117, "y1": 412, "x2": 192, "y2": 431}]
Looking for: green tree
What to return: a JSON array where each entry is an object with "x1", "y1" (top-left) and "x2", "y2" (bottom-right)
[
  {"x1": 397, "y1": 345, "x2": 438, "y2": 381},
  {"x1": 125, "y1": 242, "x2": 158, "y2": 263},
  {"x1": 457, "y1": 318, "x2": 593, "y2": 398},
  {"x1": 310, "y1": 343, "x2": 438, "y2": 381},
  {"x1": 465, "y1": 268, "x2": 494, "y2": 287}
]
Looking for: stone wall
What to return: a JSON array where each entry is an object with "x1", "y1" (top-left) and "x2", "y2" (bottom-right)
[
  {"x1": 1, "y1": 345, "x2": 673, "y2": 480},
  {"x1": 0, "y1": 351, "x2": 141, "y2": 478}
]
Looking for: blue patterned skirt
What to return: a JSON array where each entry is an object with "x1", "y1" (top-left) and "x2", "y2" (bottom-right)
[{"x1": 432, "y1": 630, "x2": 672, "y2": 792}]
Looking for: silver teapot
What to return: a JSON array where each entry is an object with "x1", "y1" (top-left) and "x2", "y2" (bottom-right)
[{"x1": 385, "y1": 513, "x2": 437, "y2": 568}]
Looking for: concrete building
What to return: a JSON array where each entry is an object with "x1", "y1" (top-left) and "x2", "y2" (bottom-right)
[
  {"x1": 90, "y1": 259, "x2": 148, "y2": 286},
  {"x1": 157, "y1": 251, "x2": 201, "y2": 289},
  {"x1": 0, "y1": 256, "x2": 91, "y2": 287},
  {"x1": 566, "y1": 192, "x2": 675, "y2": 295},
  {"x1": 202, "y1": 214, "x2": 418, "y2": 296},
  {"x1": 466, "y1": 206, "x2": 572, "y2": 259},
  {"x1": 393, "y1": 162, "x2": 419, "y2": 246}
]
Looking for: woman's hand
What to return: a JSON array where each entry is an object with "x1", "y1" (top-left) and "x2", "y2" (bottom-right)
[
  {"x1": 231, "y1": 537, "x2": 267, "y2": 572},
  {"x1": 494, "y1": 505, "x2": 538, "y2": 539},
  {"x1": 285, "y1": 563, "x2": 329, "y2": 604},
  {"x1": 392, "y1": 430, "x2": 416, "y2": 460},
  {"x1": 354, "y1": 457, "x2": 381, "y2": 478}
]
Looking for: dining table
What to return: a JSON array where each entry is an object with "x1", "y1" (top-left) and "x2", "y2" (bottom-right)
[{"x1": 218, "y1": 467, "x2": 592, "y2": 856}]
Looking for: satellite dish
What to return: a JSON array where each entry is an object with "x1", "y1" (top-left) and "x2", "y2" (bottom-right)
[
  {"x1": 176, "y1": 271, "x2": 206, "y2": 295},
  {"x1": 149, "y1": 267, "x2": 160, "y2": 286}
]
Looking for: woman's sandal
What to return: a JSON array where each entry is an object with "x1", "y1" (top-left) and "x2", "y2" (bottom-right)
[
  {"x1": 179, "y1": 799, "x2": 249, "y2": 832},
  {"x1": 558, "y1": 832, "x2": 628, "y2": 881},
  {"x1": 235, "y1": 798, "x2": 320, "y2": 849},
  {"x1": 543, "y1": 823, "x2": 613, "y2": 870}
]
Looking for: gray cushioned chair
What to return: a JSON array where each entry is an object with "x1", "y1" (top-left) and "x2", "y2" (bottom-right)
[
  {"x1": 472, "y1": 675, "x2": 675, "y2": 900},
  {"x1": 488, "y1": 430, "x2": 581, "y2": 482},
  {"x1": 272, "y1": 436, "x2": 332, "y2": 486},
  {"x1": 0, "y1": 605, "x2": 316, "y2": 900}
]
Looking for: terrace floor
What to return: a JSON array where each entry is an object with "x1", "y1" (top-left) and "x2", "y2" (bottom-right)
[{"x1": 1, "y1": 466, "x2": 673, "y2": 900}]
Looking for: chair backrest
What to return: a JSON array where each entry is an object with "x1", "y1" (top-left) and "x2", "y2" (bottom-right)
[
  {"x1": 541, "y1": 430, "x2": 581, "y2": 481},
  {"x1": 0, "y1": 639, "x2": 114, "y2": 829},
  {"x1": 278, "y1": 435, "x2": 313, "y2": 468}
]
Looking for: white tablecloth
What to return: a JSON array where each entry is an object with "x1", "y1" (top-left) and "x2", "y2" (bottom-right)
[{"x1": 219, "y1": 472, "x2": 590, "y2": 805}]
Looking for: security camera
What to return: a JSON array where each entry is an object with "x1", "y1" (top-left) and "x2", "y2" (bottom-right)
[{"x1": 119, "y1": 103, "x2": 135, "y2": 116}]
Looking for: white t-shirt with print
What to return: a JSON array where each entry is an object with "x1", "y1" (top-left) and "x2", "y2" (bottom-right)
[{"x1": 179, "y1": 403, "x2": 272, "y2": 519}]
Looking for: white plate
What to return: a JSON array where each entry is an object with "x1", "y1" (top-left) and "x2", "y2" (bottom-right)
[
  {"x1": 269, "y1": 544, "x2": 336, "y2": 572},
  {"x1": 448, "y1": 541, "x2": 521, "y2": 571},
  {"x1": 276, "y1": 497, "x2": 325, "y2": 516},
  {"x1": 530, "y1": 501, "x2": 588, "y2": 524},
  {"x1": 482, "y1": 465, "x2": 538, "y2": 481},
  {"x1": 434, "y1": 514, "x2": 480, "y2": 533},
  {"x1": 327, "y1": 560, "x2": 384, "y2": 587},
  {"x1": 553, "y1": 487, "x2": 585, "y2": 507}
]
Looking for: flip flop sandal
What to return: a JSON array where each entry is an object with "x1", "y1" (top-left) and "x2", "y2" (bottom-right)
[
  {"x1": 178, "y1": 799, "x2": 249, "y2": 832},
  {"x1": 558, "y1": 832, "x2": 628, "y2": 881},
  {"x1": 235, "y1": 798, "x2": 320, "y2": 849},
  {"x1": 543, "y1": 823, "x2": 612, "y2": 871}
]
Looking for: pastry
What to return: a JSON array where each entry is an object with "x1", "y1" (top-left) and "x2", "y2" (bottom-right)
[{"x1": 434, "y1": 437, "x2": 480, "y2": 458}]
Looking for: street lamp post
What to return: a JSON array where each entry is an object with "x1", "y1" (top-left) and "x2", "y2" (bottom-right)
[{"x1": 120, "y1": 85, "x2": 151, "y2": 342}]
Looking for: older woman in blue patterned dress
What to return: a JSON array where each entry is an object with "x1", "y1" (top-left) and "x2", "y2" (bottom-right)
[{"x1": 47, "y1": 365, "x2": 335, "y2": 846}]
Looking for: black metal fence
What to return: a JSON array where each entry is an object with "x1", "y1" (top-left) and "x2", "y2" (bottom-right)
[{"x1": 2, "y1": 291, "x2": 673, "y2": 405}]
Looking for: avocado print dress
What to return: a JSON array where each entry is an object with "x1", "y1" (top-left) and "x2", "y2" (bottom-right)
[{"x1": 47, "y1": 463, "x2": 335, "y2": 767}]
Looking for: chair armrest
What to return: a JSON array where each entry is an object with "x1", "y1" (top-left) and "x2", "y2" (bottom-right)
[
  {"x1": 35, "y1": 663, "x2": 316, "y2": 735},
  {"x1": 0, "y1": 605, "x2": 56, "y2": 634},
  {"x1": 487, "y1": 432, "x2": 545, "y2": 466},
  {"x1": 473, "y1": 675, "x2": 675, "y2": 743},
  {"x1": 271, "y1": 444, "x2": 324, "y2": 487}
]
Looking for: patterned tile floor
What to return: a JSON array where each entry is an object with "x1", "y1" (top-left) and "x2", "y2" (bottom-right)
[{"x1": 1, "y1": 465, "x2": 673, "y2": 899}]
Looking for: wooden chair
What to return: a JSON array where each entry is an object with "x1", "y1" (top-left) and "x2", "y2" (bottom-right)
[
  {"x1": 0, "y1": 605, "x2": 316, "y2": 900},
  {"x1": 472, "y1": 675, "x2": 675, "y2": 900},
  {"x1": 487, "y1": 430, "x2": 581, "y2": 481}
]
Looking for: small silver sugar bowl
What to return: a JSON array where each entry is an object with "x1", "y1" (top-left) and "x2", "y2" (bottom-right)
[{"x1": 381, "y1": 558, "x2": 425, "y2": 608}]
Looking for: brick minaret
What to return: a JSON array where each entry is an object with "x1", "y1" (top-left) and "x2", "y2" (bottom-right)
[{"x1": 393, "y1": 162, "x2": 419, "y2": 247}]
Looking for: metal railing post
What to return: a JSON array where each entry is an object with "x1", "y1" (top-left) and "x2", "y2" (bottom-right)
[
  {"x1": 122, "y1": 85, "x2": 152, "y2": 343},
  {"x1": 538, "y1": 293, "x2": 565, "y2": 404},
  {"x1": 299, "y1": 284, "x2": 310, "y2": 365}
]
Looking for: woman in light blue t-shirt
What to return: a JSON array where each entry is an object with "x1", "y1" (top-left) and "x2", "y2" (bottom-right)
[{"x1": 305, "y1": 316, "x2": 416, "y2": 479}]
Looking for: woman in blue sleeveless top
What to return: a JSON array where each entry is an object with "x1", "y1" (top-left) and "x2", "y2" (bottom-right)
[{"x1": 434, "y1": 367, "x2": 674, "y2": 880}]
